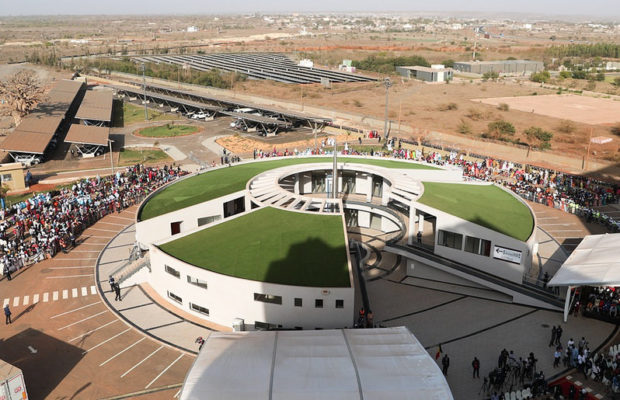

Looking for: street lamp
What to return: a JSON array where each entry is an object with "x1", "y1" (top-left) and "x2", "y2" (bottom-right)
[
  {"x1": 141, "y1": 63, "x2": 148, "y2": 121},
  {"x1": 383, "y1": 77, "x2": 392, "y2": 140}
]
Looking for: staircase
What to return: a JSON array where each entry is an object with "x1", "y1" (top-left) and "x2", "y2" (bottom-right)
[{"x1": 109, "y1": 244, "x2": 151, "y2": 287}]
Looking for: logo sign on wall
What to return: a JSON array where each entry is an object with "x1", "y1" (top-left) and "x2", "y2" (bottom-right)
[{"x1": 493, "y1": 246, "x2": 522, "y2": 264}]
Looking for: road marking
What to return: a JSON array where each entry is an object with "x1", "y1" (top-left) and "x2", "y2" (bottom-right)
[
  {"x1": 57, "y1": 310, "x2": 108, "y2": 331},
  {"x1": 72, "y1": 288, "x2": 78, "y2": 298},
  {"x1": 537, "y1": 217, "x2": 559, "y2": 220},
  {"x1": 121, "y1": 346, "x2": 164, "y2": 378},
  {"x1": 90, "y1": 286, "x2": 97, "y2": 295},
  {"x1": 68, "y1": 320, "x2": 118, "y2": 342},
  {"x1": 51, "y1": 302, "x2": 101, "y2": 319},
  {"x1": 97, "y1": 222, "x2": 127, "y2": 226},
  {"x1": 545, "y1": 230, "x2": 583, "y2": 232},
  {"x1": 83, "y1": 328, "x2": 131, "y2": 354},
  {"x1": 50, "y1": 266, "x2": 94, "y2": 270},
  {"x1": 173, "y1": 389, "x2": 181, "y2": 398},
  {"x1": 22, "y1": 296, "x2": 29, "y2": 306},
  {"x1": 53, "y1": 291, "x2": 59, "y2": 301},
  {"x1": 13, "y1": 297, "x2": 19, "y2": 307},
  {"x1": 538, "y1": 223, "x2": 576, "y2": 226},
  {"x1": 70, "y1": 250, "x2": 101, "y2": 253},
  {"x1": 100, "y1": 337, "x2": 146, "y2": 366},
  {"x1": 27, "y1": 346, "x2": 37, "y2": 354},
  {"x1": 46, "y1": 274, "x2": 94, "y2": 279},
  {"x1": 81, "y1": 287, "x2": 88, "y2": 296},
  {"x1": 33, "y1": 294, "x2": 39, "y2": 304},
  {"x1": 145, "y1": 354, "x2": 184, "y2": 389},
  {"x1": 2, "y1": 299, "x2": 8, "y2": 307},
  {"x1": 86, "y1": 228, "x2": 119, "y2": 233},
  {"x1": 53, "y1": 257, "x2": 100, "y2": 260},
  {"x1": 108, "y1": 216, "x2": 134, "y2": 221}
]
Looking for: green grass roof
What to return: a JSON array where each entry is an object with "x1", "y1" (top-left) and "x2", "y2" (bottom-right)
[
  {"x1": 159, "y1": 207, "x2": 350, "y2": 287},
  {"x1": 140, "y1": 157, "x2": 437, "y2": 220},
  {"x1": 418, "y1": 182, "x2": 534, "y2": 241}
]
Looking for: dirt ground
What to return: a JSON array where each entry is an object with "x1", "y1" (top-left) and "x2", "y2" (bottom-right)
[{"x1": 234, "y1": 78, "x2": 620, "y2": 164}]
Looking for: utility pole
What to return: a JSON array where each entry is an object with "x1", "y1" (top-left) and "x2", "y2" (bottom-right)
[
  {"x1": 383, "y1": 77, "x2": 392, "y2": 140},
  {"x1": 585, "y1": 128, "x2": 593, "y2": 170},
  {"x1": 142, "y1": 63, "x2": 148, "y2": 121},
  {"x1": 109, "y1": 139, "x2": 115, "y2": 173},
  {"x1": 332, "y1": 137, "x2": 337, "y2": 201}
]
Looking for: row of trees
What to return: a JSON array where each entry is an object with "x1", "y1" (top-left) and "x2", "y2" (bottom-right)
[
  {"x1": 545, "y1": 43, "x2": 620, "y2": 59},
  {"x1": 73, "y1": 58, "x2": 247, "y2": 90},
  {"x1": 351, "y1": 54, "x2": 430, "y2": 74}
]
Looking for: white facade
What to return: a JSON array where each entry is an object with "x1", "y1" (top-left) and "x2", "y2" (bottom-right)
[{"x1": 149, "y1": 245, "x2": 355, "y2": 329}]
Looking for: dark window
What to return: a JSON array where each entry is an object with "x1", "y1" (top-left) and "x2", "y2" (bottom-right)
[
  {"x1": 294, "y1": 298, "x2": 302, "y2": 307},
  {"x1": 167, "y1": 291, "x2": 182, "y2": 304},
  {"x1": 223, "y1": 197, "x2": 245, "y2": 218},
  {"x1": 437, "y1": 230, "x2": 463, "y2": 250},
  {"x1": 190, "y1": 303, "x2": 209, "y2": 316},
  {"x1": 315, "y1": 299, "x2": 323, "y2": 308},
  {"x1": 197, "y1": 215, "x2": 221, "y2": 227},
  {"x1": 165, "y1": 265, "x2": 180, "y2": 278},
  {"x1": 187, "y1": 275, "x2": 207, "y2": 289},
  {"x1": 464, "y1": 236, "x2": 492, "y2": 256},
  {"x1": 335, "y1": 299, "x2": 344, "y2": 309},
  {"x1": 254, "y1": 293, "x2": 282, "y2": 305},
  {"x1": 170, "y1": 221, "x2": 182, "y2": 235}
]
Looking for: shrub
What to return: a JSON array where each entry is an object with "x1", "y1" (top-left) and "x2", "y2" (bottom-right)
[
  {"x1": 595, "y1": 72, "x2": 605, "y2": 81},
  {"x1": 557, "y1": 120, "x2": 576, "y2": 133},
  {"x1": 614, "y1": 77, "x2": 620, "y2": 87},
  {"x1": 497, "y1": 103, "x2": 509, "y2": 111},
  {"x1": 559, "y1": 71, "x2": 572, "y2": 79},
  {"x1": 487, "y1": 120, "x2": 516, "y2": 138},
  {"x1": 525, "y1": 126, "x2": 553, "y2": 142},
  {"x1": 611, "y1": 124, "x2": 620, "y2": 136},
  {"x1": 530, "y1": 70, "x2": 551, "y2": 83},
  {"x1": 438, "y1": 102, "x2": 458, "y2": 111},
  {"x1": 466, "y1": 108, "x2": 484, "y2": 121},
  {"x1": 482, "y1": 71, "x2": 499, "y2": 81},
  {"x1": 457, "y1": 119, "x2": 472, "y2": 134},
  {"x1": 352, "y1": 99, "x2": 363, "y2": 107},
  {"x1": 585, "y1": 81, "x2": 596, "y2": 91}
]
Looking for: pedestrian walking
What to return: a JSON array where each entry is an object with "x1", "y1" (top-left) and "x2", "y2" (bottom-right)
[
  {"x1": 472, "y1": 357, "x2": 480, "y2": 378},
  {"x1": 554, "y1": 348, "x2": 562, "y2": 368},
  {"x1": 4, "y1": 304, "x2": 11, "y2": 324},
  {"x1": 555, "y1": 325, "x2": 563, "y2": 346},
  {"x1": 3, "y1": 265, "x2": 11, "y2": 281},
  {"x1": 549, "y1": 325, "x2": 557, "y2": 347},
  {"x1": 109, "y1": 276, "x2": 115, "y2": 292},
  {"x1": 442, "y1": 354, "x2": 450, "y2": 376},
  {"x1": 114, "y1": 282, "x2": 122, "y2": 301},
  {"x1": 417, "y1": 231, "x2": 422, "y2": 243}
]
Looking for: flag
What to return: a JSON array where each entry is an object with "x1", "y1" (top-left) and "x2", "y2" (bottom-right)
[{"x1": 435, "y1": 344, "x2": 442, "y2": 360}]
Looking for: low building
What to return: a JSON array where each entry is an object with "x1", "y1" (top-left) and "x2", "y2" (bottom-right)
[
  {"x1": 0, "y1": 163, "x2": 26, "y2": 192},
  {"x1": 453, "y1": 60, "x2": 544, "y2": 75},
  {"x1": 396, "y1": 65, "x2": 453, "y2": 82}
]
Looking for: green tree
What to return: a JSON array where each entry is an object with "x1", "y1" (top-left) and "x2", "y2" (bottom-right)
[
  {"x1": 487, "y1": 120, "x2": 515, "y2": 139},
  {"x1": 524, "y1": 126, "x2": 553, "y2": 150},
  {"x1": 482, "y1": 71, "x2": 499, "y2": 81},
  {"x1": 530, "y1": 70, "x2": 551, "y2": 83}
]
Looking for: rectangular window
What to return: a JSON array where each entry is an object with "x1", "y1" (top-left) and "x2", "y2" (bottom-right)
[
  {"x1": 167, "y1": 291, "x2": 182, "y2": 304},
  {"x1": 1, "y1": 174, "x2": 12, "y2": 182},
  {"x1": 335, "y1": 299, "x2": 344, "y2": 309},
  {"x1": 254, "y1": 293, "x2": 282, "y2": 305},
  {"x1": 190, "y1": 303, "x2": 209, "y2": 316},
  {"x1": 197, "y1": 215, "x2": 221, "y2": 227},
  {"x1": 170, "y1": 221, "x2": 182, "y2": 235},
  {"x1": 437, "y1": 230, "x2": 463, "y2": 250},
  {"x1": 464, "y1": 236, "x2": 492, "y2": 256},
  {"x1": 187, "y1": 275, "x2": 208, "y2": 289},
  {"x1": 294, "y1": 298, "x2": 302, "y2": 307},
  {"x1": 165, "y1": 265, "x2": 180, "y2": 278},
  {"x1": 315, "y1": 299, "x2": 323, "y2": 308}
]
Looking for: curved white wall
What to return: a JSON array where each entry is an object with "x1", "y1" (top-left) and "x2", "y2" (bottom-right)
[{"x1": 149, "y1": 246, "x2": 355, "y2": 330}]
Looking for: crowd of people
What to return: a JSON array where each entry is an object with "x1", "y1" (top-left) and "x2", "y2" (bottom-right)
[{"x1": 0, "y1": 164, "x2": 186, "y2": 279}]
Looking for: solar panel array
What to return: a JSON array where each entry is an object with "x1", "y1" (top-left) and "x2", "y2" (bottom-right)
[{"x1": 133, "y1": 53, "x2": 375, "y2": 84}]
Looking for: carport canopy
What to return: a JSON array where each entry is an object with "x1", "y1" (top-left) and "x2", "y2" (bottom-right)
[
  {"x1": 548, "y1": 233, "x2": 620, "y2": 287},
  {"x1": 65, "y1": 125, "x2": 110, "y2": 146}
]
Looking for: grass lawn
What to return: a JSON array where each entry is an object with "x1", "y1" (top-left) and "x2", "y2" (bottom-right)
[
  {"x1": 418, "y1": 182, "x2": 534, "y2": 241},
  {"x1": 159, "y1": 207, "x2": 350, "y2": 287},
  {"x1": 137, "y1": 124, "x2": 199, "y2": 138},
  {"x1": 119, "y1": 148, "x2": 171, "y2": 166},
  {"x1": 115, "y1": 102, "x2": 182, "y2": 126},
  {"x1": 139, "y1": 157, "x2": 437, "y2": 220}
]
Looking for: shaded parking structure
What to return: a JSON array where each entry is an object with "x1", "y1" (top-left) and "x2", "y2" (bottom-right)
[
  {"x1": 75, "y1": 89, "x2": 113, "y2": 127},
  {"x1": 133, "y1": 53, "x2": 375, "y2": 84},
  {"x1": 66, "y1": 89, "x2": 114, "y2": 157},
  {"x1": 0, "y1": 79, "x2": 84, "y2": 165},
  {"x1": 111, "y1": 82, "x2": 331, "y2": 135}
]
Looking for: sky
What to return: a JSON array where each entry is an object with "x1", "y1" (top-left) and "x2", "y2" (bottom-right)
[{"x1": 0, "y1": 0, "x2": 619, "y2": 18}]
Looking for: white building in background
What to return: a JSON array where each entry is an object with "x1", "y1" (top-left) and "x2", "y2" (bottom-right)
[{"x1": 186, "y1": 26, "x2": 199, "y2": 33}]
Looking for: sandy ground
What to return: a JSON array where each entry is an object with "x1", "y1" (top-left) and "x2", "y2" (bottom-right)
[{"x1": 476, "y1": 94, "x2": 620, "y2": 125}]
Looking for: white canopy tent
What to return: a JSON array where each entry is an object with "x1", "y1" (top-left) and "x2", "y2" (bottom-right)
[
  {"x1": 180, "y1": 326, "x2": 453, "y2": 400},
  {"x1": 548, "y1": 233, "x2": 620, "y2": 321}
]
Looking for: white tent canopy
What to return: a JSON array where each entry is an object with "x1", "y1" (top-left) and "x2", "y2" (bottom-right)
[
  {"x1": 180, "y1": 326, "x2": 453, "y2": 400},
  {"x1": 548, "y1": 233, "x2": 620, "y2": 287}
]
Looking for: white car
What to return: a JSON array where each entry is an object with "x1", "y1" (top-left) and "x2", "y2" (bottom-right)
[
  {"x1": 14, "y1": 154, "x2": 41, "y2": 167},
  {"x1": 192, "y1": 112, "x2": 207, "y2": 119}
]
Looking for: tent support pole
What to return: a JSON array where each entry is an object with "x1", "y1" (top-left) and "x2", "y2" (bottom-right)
[{"x1": 563, "y1": 286, "x2": 573, "y2": 323}]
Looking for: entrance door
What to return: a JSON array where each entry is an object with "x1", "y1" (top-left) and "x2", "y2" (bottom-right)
[{"x1": 170, "y1": 221, "x2": 182, "y2": 235}]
